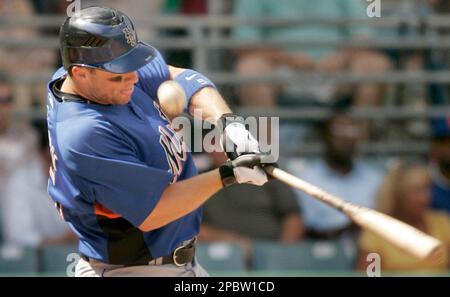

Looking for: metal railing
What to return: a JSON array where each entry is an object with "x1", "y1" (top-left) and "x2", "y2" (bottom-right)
[
  {"x1": 1, "y1": 14, "x2": 450, "y2": 71},
  {"x1": 9, "y1": 70, "x2": 450, "y2": 85},
  {"x1": 2, "y1": 13, "x2": 450, "y2": 79},
  {"x1": 2, "y1": 12, "x2": 450, "y2": 156},
  {"x1": 2, "y1": 14, "x2": 450, "y2": 29},
  {"x1": 235, "y1": 106, "x2": 450, "y2": 120}
]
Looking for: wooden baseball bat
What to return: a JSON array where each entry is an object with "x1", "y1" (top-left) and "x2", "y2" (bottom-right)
[{"x1": 264, "y1": 165, "x2": 445, "y2": 261}]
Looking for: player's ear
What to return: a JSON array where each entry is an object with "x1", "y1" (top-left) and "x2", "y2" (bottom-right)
[{"x1": 71, "y1": 66, "x2": 92, "y2": 80}]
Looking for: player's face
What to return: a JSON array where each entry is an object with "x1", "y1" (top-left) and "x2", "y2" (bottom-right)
[{"x1": 86, "y1": 69, "x2": 139, "y2": 105}]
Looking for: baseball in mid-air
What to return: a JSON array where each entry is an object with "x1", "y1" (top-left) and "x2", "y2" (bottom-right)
[{"x1": 157, "y1": 80, "x2": 186, "y2": 120}]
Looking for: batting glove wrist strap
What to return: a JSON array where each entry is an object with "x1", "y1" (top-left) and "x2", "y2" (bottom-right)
[{"x1": 219, "y1": 160, "x2": 236, "y2": 187}]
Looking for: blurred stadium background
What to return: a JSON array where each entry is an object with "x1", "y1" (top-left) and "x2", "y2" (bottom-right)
[{"x1": 0, "y1": 0, "x2": 449, "y2": 276}]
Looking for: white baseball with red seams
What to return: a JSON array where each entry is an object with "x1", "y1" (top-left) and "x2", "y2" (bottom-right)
[{"x1": 157, "y1": 80, "x2": 187, "y2": 119}]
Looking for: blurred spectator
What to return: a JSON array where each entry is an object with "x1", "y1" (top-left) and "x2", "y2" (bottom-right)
[
  {"x1": 425, "y1": 0, "x2": 450, "y2": 107},
  {"x1": 28, "y1": 0, "x2": 71, "y2": 84},
  {"x1": 30, "y1": 0, "x2": 69, "y2": 14},
  {"x1": 232, "y1": 0, "x2": 392, "y2": 107},
  {"x1": 0, "y1": 72, "x2": 74, "y2": 246},
  {"x1": 357, "y1": 160, "x2": 450, "y2": 272},
  {"x1": 198, "y1": 149, "x2": 304, "y2": 259},
  {"x1": 394, "y1": 0, "x2": 447, "y2": 103},
  {"x1": 0, "y1": 119, "x2": 76, "y2": 247},
  {"x1": 0, "y1": 70, "x2": 36, "y2": 184},
  {"x1": 428, "y1": 0, "x2": 450, "y2": 14},
  {"x1": 0, "y1": 71, "x2": 13, "y2": 137},
  {"x1": 286, "y1": 110, "x2": 384, "y2": 239},
  {"x1": 429, "y1": 117, "x2": 450, "y2": 214},
  {"x1": 374, "y1": 0, "x2": 449, "y2": 142},
  {"x1": 161, "y1": 0, "x2": 207, "y2": 68},
  {"x1": 0, "y1": 0, "x2": 56, "y2": 108},
  {"x1": 165, "y1": 0, "x2": 207, "y2": 14}
]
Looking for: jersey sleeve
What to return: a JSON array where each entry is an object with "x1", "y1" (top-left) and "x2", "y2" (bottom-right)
[
  {"x1": 59, "y1": 120, "x2": 172, "y2": 227},
  {"x1": 136, "y1": 48, "x2": 170, "y2": 99}
]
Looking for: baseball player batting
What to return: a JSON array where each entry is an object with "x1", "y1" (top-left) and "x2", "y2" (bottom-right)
[{"x1": 47, "y1": 6, "x2": 272, "y2": 277}]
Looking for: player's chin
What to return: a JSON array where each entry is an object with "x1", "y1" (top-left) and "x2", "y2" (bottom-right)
[{"x1": 114, "y1": 93, "x2": 133, "y2": 104}]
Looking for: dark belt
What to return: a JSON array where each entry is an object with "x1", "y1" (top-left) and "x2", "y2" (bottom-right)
[
  {"x1": 81, "y1": 238, "x2": 196, "y2": 267},
  {"x1": 158, "y1": 239, "x2": 196, "y2": 266}
]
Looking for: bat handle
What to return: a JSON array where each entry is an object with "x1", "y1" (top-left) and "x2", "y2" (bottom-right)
[{"x1": 263, "y1": 164, "x2": 277, "y2": 175}]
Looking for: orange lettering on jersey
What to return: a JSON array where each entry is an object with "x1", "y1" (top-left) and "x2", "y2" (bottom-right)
[{"x1": 94, "y1": 203, "x2": 122, "y2": 219}]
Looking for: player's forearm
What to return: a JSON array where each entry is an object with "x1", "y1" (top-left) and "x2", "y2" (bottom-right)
[
  {"x1": 189, "y1": 87, "x2": 232, "y2": 124},
  {"x1": 139, "y1": 169, "x2": 223, "y2": 232},
  {"x1": 168, "y1": 65, "x2": 232, "y2": 123}
]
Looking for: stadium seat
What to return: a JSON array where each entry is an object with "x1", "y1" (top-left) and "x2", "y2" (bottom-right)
[
  {"x1": 251, "y1": 240, "x2": 356, "y2": 271},
  {"x1": 39, "y1": 244, "x2": 79, "y2": 275},
  {"x1": 0, "y1": 245, "x2": 38, "y2": 275},
  {"x1": 196, "y1": 242, "x2": 247, "y2": 272}
]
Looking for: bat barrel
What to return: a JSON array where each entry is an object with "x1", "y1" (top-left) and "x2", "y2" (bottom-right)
[{"x1": 264, "y1": 165, "x2": 445, "y2": 261}]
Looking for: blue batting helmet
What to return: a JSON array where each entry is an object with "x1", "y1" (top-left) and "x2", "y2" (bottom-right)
[{"x1": 59, "y1": 6, "x2": 155, "y2": 73}]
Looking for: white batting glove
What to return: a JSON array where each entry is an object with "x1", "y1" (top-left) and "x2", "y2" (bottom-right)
[
  {"x1": 219, "y1": 154, "x2": 269, "y2": 187},
  {"x1": 217, "y1": 113, "x2": 260, "y2": 160},
  {"x1": 233, "y1": 166, "x2": 268, "y2": 186}
]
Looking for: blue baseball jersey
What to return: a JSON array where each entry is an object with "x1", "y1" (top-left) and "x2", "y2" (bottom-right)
[{"x1": 46, "y1": 49, "x2": 201, "y2": 265}]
